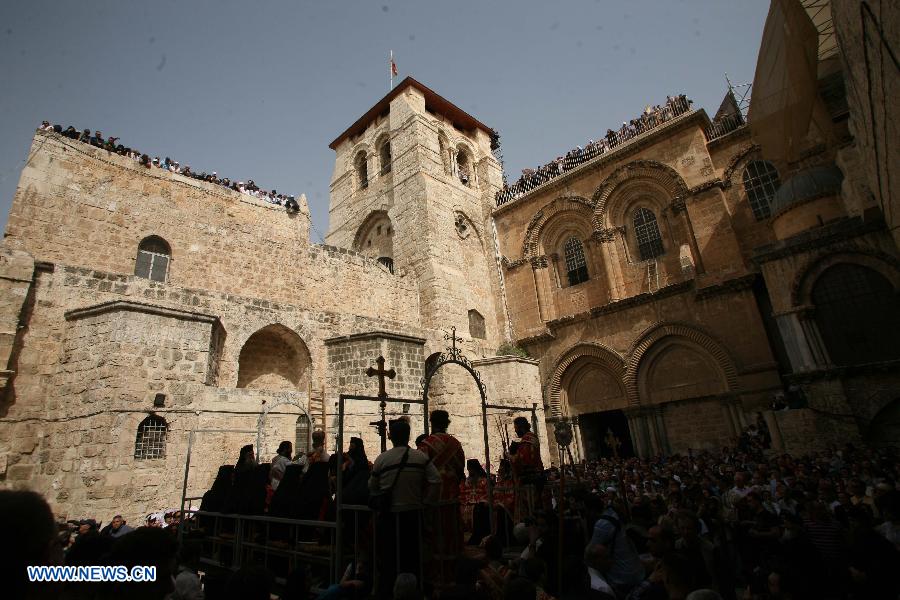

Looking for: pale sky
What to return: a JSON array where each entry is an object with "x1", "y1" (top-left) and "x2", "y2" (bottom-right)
[{"x1": 0, "y1": 0, "x2": 768, "y2": 241}]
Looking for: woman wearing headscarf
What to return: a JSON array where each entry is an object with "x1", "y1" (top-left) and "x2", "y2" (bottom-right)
[
  {"x1": 235, "y1": 444, "x2": 256, "y2": 473},
  {"x1": 200, "y1": 465, "x2": 234, "y2": 514},
  {"x1": 342, "y1": 437, "x2": 371, "y2": 505}
]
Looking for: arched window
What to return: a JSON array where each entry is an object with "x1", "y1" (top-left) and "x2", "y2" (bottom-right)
[
  {"x1": 812, "y1": 264, "x2": 900, "y2": 366},
  {"x1": 355, "y1": 152, "x2": 368, "y2": 189},
  {"x1": 377, "y1": 256, "x2": 394, "y2": 274},
  {"x1": 742, "y1": 160, "x2": 780, "y2": 220},
  {"x1": 457, "y1": 148, "x2": 473, "y2": 187},
  {"x1": 468, "y1": 309, "x2": 486, "y2": 339},
  {"x1": 135, "y1": 236, "x2": 171, "y2": 282},
  {"x1": 633, "y1": 208, "x2": 664, "y2": 261},
  {"x1": 134, "y1": 415, "x2": 168, "y2": 460},
  {"x1": 563, "y1": 236, "x2": 590, "y2": 286},
  {"x1": 295, "y1": 414, "x2": 311, "y2": 454},
  {"x1": 379, "y1": 141, "x2": 392, "y2": 175}
]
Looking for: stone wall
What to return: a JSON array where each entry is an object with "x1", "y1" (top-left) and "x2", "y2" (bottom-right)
[
  {"x1": 473, "y1": 356, "x2": 552, "y2": 469},
  {"x1": 0, "y1": 252, "x2": 399, "y2": 519},
  {"x1": 6, "y1": 131, "x2": 420, "y2": 321},
  {"x1": 0, "y1": 247, "x2": 35, "y2": 391},
  {"x1": 326, "y1": 86, "x2": 507, "y2": 350},
  {"x1": 661, "y1": 397, "x2": 734, "y2": 453},
  {"x1": 832, "y1": 0, "x2": 900, "y2": 249},
  {"x1": 493, "y1": 112, "x2": 762, "y2": 341},
  {"x1": 324, "y1": 331, "x2": 428, "y2": 454}
]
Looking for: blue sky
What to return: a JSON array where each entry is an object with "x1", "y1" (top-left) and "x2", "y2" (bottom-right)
[{"x1": 0, "y1": 0, "x2": 768, "y2": 241}]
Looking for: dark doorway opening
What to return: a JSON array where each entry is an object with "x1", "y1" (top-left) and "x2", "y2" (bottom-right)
[{"x1": 578, "y1": 409, "x2": 634, "y2": 459}]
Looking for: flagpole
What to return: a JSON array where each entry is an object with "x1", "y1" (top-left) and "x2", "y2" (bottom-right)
[{"x1": 390, "y1": 50, "x2": 393, "y2": 90}]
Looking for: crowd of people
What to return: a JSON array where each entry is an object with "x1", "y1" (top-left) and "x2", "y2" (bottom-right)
[
  {"x1": 37, "y1": 121, "x2": 301, "y2": 212},
  {"x1": 495, "y1": 95, "x2": 693, "y2": 207},
  {"x1": 6, "y1": 408, "x2": 899, "y2": 600}
]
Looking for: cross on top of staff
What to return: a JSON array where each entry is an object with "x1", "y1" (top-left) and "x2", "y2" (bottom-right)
[{"x1": 366, "y1": 355, "x2": 396, "y2": 399}]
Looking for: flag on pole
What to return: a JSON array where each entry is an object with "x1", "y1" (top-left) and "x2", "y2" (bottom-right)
[{"x1": 390, "y1": 52, "x2": 398, "y2": 77}]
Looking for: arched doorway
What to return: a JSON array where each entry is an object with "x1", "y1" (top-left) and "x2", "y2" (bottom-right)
[
  {"x1": 811, "y1": 264, "x2": 900, "y2": 366},
  {"x1": 256, "y1": 397, "x2": 314, "y2": 461},
  {"x1": 866, "y1": 399, "x2": 900, "y2": 446},
  {"x1": 631, "y1": 327, "x2": 736, "y2": 454},
  {"x1": 562, "y1": 357, "x2": 632, "y2": 460}
]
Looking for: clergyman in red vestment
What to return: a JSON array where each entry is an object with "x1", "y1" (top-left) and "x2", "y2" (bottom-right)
[{"x1": 418, "y1": 409, "x2": 465, "y2": 581}]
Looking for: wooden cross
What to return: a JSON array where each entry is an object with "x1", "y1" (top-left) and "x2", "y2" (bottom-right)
[
  {"x1": 604, "y1": 427, "x2": 621, "y2": 459},
  {"x1": 366, "y1": 355, "x2": 395, "y2": 399}
]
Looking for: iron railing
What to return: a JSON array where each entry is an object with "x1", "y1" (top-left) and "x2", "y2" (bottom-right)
[
  {"x1": 495, "y1": 95, "x2": 693, "y2": 207},
  {"x1": 705, "y1": 112, "x2": 746, "y2": 141}
]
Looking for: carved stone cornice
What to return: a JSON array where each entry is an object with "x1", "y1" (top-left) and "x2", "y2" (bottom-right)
[
  {"x1": 591, "y1": 228, "x2": 619, "y2": 243},
  {"x1": 722, "y1": 144, "x2": 761, "y2": 186},
  {"x1": 693, "y1": 273, "x2": 758, "y2": 300},
  {"x1": 502, "y1": 257, "x2": 529, "y2": 270},
  {"x1": 516, "y1": 330, "x2": 556, "y2": 346},
  {"x1": 688, "y1": 178, "x2": 725, "y2": 196},
  {"x1": 530, "y1": 255, "x2": 549, "y2": 269},
  {"x1": 751, "y1": 216, "x2": 885, "y2": 264}
]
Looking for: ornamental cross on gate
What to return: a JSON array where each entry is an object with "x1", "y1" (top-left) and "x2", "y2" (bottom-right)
[
  {"x1": 366, "y1": 356, "x2": 396, "y2": 452},
  {"x1": 444, "y1": 326, "x2": 462, "y2": 358}
]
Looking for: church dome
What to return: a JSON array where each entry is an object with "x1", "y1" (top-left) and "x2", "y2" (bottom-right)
[{"x1": 771, "y1": 165, "x2": 843, "y2": 217}]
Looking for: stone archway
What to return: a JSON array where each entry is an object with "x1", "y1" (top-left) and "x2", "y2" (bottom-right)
[
  {"x1": 866, "y1": 399, "x2": 900, "y2": 446},
  {"x1": 352, "y1": 210, "x2": 394, "y2": 268},
  {"x1": 237, "y1": 324, "x2": 311, "y2": 391},
  {"x1": 256, "y1": 396, "x2": 313, "y2": 462},
  {"x1": 559, "y1": 355, "x2": 632, "y2": 460},
  {"x1": 546, "y1": 343, "x2": 625, "y2": 417},
  {"x1": 521, "y1": 195, "x2": 594, "y2": 260},
  {"x1": 624, "y1": 323, "x2": 738, "y2": 405},
  {"x1": 591, "y1": 159, "x2": 689, "y2": 230},
  {"x1": 624, "y1": 323, "x2": 740, "y2": 454}
]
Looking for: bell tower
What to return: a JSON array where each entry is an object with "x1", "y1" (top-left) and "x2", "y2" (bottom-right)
[{"x1": 326, "y1": 78, "x2": 507, "y2": 348}]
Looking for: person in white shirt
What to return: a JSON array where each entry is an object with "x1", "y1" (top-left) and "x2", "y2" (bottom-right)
[{"x1": 270, "y1": 440, "x2": 293, "y2": 491}]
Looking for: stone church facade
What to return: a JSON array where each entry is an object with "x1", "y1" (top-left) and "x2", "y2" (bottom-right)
[{"x1": 0, "y1": 0, "x2": 898, "y2": 521}]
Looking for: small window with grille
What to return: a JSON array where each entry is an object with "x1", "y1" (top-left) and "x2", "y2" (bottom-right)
[
  {"x1": 295, "y1": 414, "x2": 311, "y2": 454},
  {"x1": 742, "y1": 160, "x2": 780, "y2": 220},
  {"x1": 377, "y1": 256, "x2": 394, "y2": 274},
  {"x1": 563, "y1": 237, "x2": 590, "y2": 286},
  {"x1": 812, "y1": 264, "x2": 900, "y2": 366},
  {"x1": 135, "y1": 236, "x2": 171, "y2": 282},
  {"x1": 457, "y1": 149, "x2": 473, "y2": 187},
  {"x1": 134, "y1": 415, "x2": 168, "y2": 460},
  {"x1": 633, "y1": 208, "x2": 665, "y2": 261}
]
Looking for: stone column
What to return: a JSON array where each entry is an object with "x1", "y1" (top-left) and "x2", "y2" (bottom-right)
[
  {"x1": 762, "y1": 410, "x2": 784, "y2": 451},
  {"x1": 724, "y1": 400, "x2": 743, "y2": 436},
  {"x1": 653, "y1": 407, "x2": 671, "y2": 455},
  {"x1": 645, "y1": 410, "x2": 662, "y2": 455},
  {"x1": 721, "y1": 400, "x2": 738, "y2": 439},
  {"x1": 673, "y1": 198, "x2": 705, "y2": 274},
  {"x1": 774, "y1": 307, "x2": 829, "y2": 372},
  {"x1": 531, "y1": 257, "x2": 553, "y2": 322},
  {"x1": 604, "y1": 230, "x2": 628, "y2": 302},
  {"x1": 798, "y1": 308, "x2": 831, "y2": 367},
  {"x1": 734, "y1": 402, "x2": 748, "y2": 429},
  {"x1": 623, "y1": 408, "x2": 647, "y2": 458},
  {"x1": 572, "y1": 416, "x2": 584, "y2": 463}
]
